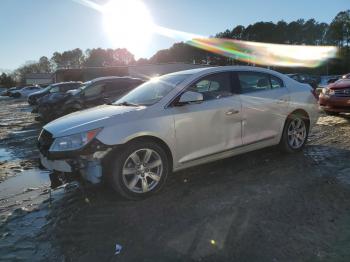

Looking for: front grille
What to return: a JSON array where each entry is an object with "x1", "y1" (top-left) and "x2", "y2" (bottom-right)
[
  {"x1": 334, "y1": 88, "x2": 350, "y2": 97},
  {"x1": 38, "y1": 129, "x2": 54, "y2": 156}
]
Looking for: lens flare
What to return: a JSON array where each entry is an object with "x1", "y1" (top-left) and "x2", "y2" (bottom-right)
[
  {"x1": 73, "y1": 0, "x2": 338, "y2": 68},
  {"x1": 102, "y1": 0, "x2": 155, "y2": 57},
  {"x1": 188, "y1": 38, "x2": 337, "y2": 68}
]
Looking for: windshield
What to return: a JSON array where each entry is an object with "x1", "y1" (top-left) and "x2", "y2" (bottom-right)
[
  {"x1": 49, "y1": 85, "x2": 60, "y2": 93},
  {"x1": 41, "y1": 85, "x2": 52, "y2": 92},
  {"x1": 114, "y1": 74, "x2": 190, "y2": 106},
  {"x1": 78, "y1": 81, "x2": 92, "y2": 91}
]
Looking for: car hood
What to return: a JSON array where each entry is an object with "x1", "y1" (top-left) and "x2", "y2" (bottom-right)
[
  {"x1": 44, "y1": 104, "x2": 146, "y2": 138},
  {"x1": 329, "y1": 79, "x2": 350, "y2": 89}
]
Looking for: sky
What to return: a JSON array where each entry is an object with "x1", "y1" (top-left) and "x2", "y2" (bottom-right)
[{"x1": 0, "y1": 0, "x2": 349, "y2": 71}]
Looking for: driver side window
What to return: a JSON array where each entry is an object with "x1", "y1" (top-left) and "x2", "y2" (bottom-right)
[{"x1": 188, "y1": 72, "x2": 232, "y2": 101}]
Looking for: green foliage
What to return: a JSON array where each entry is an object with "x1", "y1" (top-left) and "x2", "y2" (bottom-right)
[
  {"x1": 84, "y1": 48, "x2": 135, "y2": 67},
  {"x1": 0, "y1": 73, "x2": 15, "y2": 88}
]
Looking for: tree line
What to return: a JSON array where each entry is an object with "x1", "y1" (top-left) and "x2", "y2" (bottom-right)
[
  {"x1": 1, "y1": 10, "x2": 349, "y2": 88},
  {"x1": 149, "y1": 10, "x2": 350, "y2": 74}
]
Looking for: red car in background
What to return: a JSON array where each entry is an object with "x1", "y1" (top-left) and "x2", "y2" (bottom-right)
[
  {"x1": 319, "y1": 79, "x2": 350, "y2": 115},
  {"x1": 342, "y1": 73, "x2": 350, "y2": 79}
]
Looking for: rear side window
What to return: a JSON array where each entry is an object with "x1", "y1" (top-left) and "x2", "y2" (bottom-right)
[
  {"x1": 84, "y1": 83, "x2": 105, "y2": 97},
  {"x1": 105, "y1": 81, "x2": 126, "y2": 93},
  {"x1": 237, "y1": 72, "x2": 284, "y2": 93},
  {"x1": 238, "y1": 72, "x2": 270, "y2": 93},
  {"x1": 60, "y1": 84, "x2": 72, "y2": 92},
  {"x1": 104, "y1": 80, "x2": 135, "y2": 98},
  {"x1": 270, "y1": 76, "x2": 284, "y2": 89}
]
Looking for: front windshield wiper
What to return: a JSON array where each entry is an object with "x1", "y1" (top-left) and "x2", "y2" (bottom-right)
[{"x1": 114, "y1": 101, "x2": 140, "y2": 107}]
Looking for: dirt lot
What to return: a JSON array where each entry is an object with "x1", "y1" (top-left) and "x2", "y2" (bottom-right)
[{"x1": 1, "y1": 98, "x2": 350, "y2": 261}]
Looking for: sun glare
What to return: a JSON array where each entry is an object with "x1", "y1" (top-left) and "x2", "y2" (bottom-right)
[{"x1": 102, "y1": 0, "x2": 155, "y2": 58}]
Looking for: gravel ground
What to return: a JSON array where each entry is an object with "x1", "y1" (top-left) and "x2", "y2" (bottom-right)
[{"x1": 0, "y1": 98, "x2": 350, "y2": 261}]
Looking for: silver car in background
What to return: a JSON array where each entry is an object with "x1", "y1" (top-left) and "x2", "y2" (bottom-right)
[{"x1": 38, "y1": 66, "x2": 319, "y2": 199}]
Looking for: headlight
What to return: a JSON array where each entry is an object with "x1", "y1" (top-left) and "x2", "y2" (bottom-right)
[
  {"x1": 50, "y1": 128, "x2": 101, "y2": 152},
  {"x1": 322, "y1": 88, "x2": 334, "y2": 95}
]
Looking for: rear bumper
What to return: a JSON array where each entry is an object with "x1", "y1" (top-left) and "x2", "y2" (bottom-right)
[{"x1": 319, "y1": 94, "x2": 350, "y2": 112}]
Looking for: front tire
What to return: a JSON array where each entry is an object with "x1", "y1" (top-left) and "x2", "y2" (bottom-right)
[
  {"x1": 280, "y1": 114, "x2": 309, "y2": 153},
  {"x1": 106, "y1": 140, "x2": 169, "y2": 200}
]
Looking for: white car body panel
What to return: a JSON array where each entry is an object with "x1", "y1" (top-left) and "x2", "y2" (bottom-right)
[
  {"x1": 169, "y1": 95, "x2": 242, "y2": 164},
  {"x1": 42, "y1": 66, "x2": 319, "y2": 175}
]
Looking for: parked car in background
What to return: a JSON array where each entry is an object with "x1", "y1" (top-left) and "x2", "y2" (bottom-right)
[
  {"x1": 1, "y1": 86, "x2": 23, "y2": 96},
  {"x1": 319, "y1": 75, "x2": 341, "y2": 88},
  {"x1": 319, "y1": 79, "x2": 350, "y2": 115},
  {"x1": 342, "y1": 73, "x2": 350, "y2": 79},
  {"x1": 28, "y1": 81, "x2": 83, "y2": 106},
  {"x1": 11, "y1": 85, "x2": 42, "y2": 98},
  {"x1": 317, "y1": 75, "x2": 341, "y2": 95},
  {"x1": 37, "y1": 76, "x2": 144, "y2": 122},
  {"x1": 38, "y1": 66, "x2": 319, "y2": 199},
  {"x1": 286, "y1": 73, "x2": 319, "y2": 89}
]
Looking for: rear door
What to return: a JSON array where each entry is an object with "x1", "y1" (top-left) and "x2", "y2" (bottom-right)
[{"x1": 236, "y1": 71, "x2": 290, "y2": 145}]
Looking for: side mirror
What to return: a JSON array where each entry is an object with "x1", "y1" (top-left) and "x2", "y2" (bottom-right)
[{"x1": 177, "y1": 91, "x2": 203, "y2": 105}]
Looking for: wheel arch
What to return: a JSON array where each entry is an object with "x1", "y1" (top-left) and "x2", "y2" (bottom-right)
[
  {"x1": 287, "y1": 109, "x2": 310, "y2": 128},
  {"x1": 279, "y1": 108, "x2": 310, "y2": 144}
]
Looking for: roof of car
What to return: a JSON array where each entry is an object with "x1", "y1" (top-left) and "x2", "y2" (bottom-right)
[
  {"x1": 168, "y1": 66, "x2": 286, "y2": 77},
  {"x1": 91, "y1": 76, "x2": 143, "y2": 83},
  {"x1": 52, "y1": 81, "x2": 82, "y2": 86}
]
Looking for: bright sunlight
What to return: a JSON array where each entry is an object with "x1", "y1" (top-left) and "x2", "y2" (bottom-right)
[{"x1": 102, "y1": 0, "x2": 155, "y2": 57}]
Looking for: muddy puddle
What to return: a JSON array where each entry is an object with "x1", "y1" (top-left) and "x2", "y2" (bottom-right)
[
  {"x1": 0, "y1": 168, "x2": 78, "y2": 261},
  {"x1": 0, "y1": 148, "x2": 12, "y2": 162}
]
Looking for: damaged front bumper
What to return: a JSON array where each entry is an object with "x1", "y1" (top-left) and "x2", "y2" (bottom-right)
[{"x1": 39, "y1": 138, "x2": 113, "y2": 184}]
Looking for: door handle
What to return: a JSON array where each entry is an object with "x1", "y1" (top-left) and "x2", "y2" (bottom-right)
[
  {"x1": 276, "y1": 99, "x2": 288, "y2": 104},
  {"x1": 225, "y1": 109, "x2": 240, "y2": 115}
]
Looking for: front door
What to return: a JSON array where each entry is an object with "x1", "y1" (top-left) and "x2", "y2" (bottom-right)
[{"x1": 171, "y1": 72, "x2": 242, "y2": 164}]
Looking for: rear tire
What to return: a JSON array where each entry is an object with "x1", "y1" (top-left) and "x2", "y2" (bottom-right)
[
  {"x1": 105, "y1": 140, "x2": 169, "y2": 200},
  {"x1": 280, "y1": 113, "x2": 309, "y2": 153}
]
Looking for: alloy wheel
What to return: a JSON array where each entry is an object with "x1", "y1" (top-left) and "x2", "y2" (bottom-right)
[
  {"x1": 287, "y1": 118, "x2": 307, "y2": 149},
  {"x1": 122, "y1": 148, "x2": 163, "y2": 193}
]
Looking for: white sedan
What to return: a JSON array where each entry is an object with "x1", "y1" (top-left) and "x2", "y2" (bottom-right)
[
  {"x1": 11, "y1": 86, "x2": 42, "y2": 98},
  {"x1": 38, "y1": 66, "x2": 319, "y2": 199}
]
